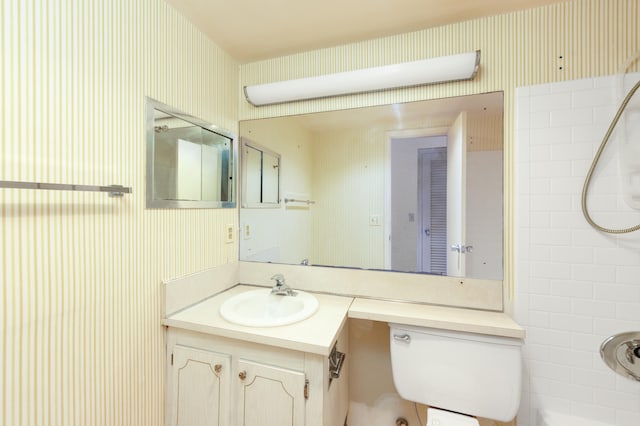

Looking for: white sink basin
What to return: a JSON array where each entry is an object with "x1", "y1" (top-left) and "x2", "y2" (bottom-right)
[{"x1": 219, "y1": 288, "x2": 319, "y2": 327}]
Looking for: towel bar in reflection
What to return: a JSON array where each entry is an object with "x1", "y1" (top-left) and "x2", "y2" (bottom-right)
[{"x1": 283, "y1": 198, "x2": 315, "y2": 205}]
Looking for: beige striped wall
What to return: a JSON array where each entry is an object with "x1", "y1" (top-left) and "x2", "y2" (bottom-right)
[
  {"x1": 1, "y1": 1, "x2": 238, "y2": 425},
  {"x1": 240, "y1": 0, "x2": 640, "y2": 299},
  {"x1": 1, "y1": 0, "x2": 639, "y2": 426}
]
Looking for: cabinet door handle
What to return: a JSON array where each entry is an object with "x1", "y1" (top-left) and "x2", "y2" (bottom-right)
[
  {"x1": 214, "y1": 364, "x2": 222, "y2": 374},
  {"x1": 238, "y1": 371, "x2": 246, "y2": 380}
]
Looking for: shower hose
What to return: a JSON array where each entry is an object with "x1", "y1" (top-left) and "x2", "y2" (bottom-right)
[{"x1": 581, "y1": 76, "x2": 640, "y2": 234}]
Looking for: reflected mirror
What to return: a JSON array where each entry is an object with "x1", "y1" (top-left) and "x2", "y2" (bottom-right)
[
  {"x1": 239, "y1": 92, "x2": 503, "y2": 280},
  {"x1": 146, "y1": 97, "x2": 236, "y2": 208}
]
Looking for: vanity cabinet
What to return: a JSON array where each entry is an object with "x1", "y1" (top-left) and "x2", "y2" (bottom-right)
[
  {"x1": 165, "y1": 326, "x2": 349, "y2": 426},
  {"x1": 168, "y1": 345, "x2": 231, "y2": 426}
]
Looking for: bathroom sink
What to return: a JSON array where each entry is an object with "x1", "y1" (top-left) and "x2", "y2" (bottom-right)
[{"x1": 219, "y1": 288, "x2": 319, "y2": 327}]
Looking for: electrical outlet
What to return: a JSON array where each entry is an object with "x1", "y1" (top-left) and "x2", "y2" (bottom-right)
[
  {"x1": 369, "y1": 214, "x2": 381, "y2": 226},
  {"x1": 225, "y1": 224, "x2": 234, "y2": 243},
  {"x1": 244, "y1": 224, "x2": 251, "y2": 239}
]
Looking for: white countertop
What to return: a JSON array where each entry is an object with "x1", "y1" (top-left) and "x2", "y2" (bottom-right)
[
  {"x1": 349, "y1": 298, "x2": 525, "y2": 339},
  {"x1": 163, "y1": 285, "x2": 354, "y2": 356},
  {"x1": 163, "y1": 285, "x2": 525, "y2": 356}
]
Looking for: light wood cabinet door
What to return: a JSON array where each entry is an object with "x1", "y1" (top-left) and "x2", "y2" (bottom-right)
[
  {"x1": 236, "y1": 359, "x2": 306, "y2": 426},
  {"x1": 168, "y1": 345, "x2": 231, "y2": 426}
]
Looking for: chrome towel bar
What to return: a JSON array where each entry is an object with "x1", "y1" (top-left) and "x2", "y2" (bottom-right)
[{"x1": 0, "y1": 180, "x2": 132, "y2": 197}]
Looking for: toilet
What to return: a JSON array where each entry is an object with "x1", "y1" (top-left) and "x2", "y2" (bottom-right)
[{"x1": 389, "y1": 323, "x2": 523, "y2": 426}]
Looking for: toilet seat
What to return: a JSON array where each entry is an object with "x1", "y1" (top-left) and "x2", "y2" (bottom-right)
[{"x1": 427, "y1": 408, "x2": 479, "y2": 426}]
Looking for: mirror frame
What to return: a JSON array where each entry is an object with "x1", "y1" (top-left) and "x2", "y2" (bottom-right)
[{"x1": 145, "y1": 97, "x2": 237, "y2": 209}]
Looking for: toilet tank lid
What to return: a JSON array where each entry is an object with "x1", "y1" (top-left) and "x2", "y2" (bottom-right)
[{"x1": 388, "y1": 323, "x2": 523, "y2": 346}]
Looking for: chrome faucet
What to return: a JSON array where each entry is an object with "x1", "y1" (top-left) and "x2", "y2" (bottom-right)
[{"x1": 270, "y1": 273, "x2": 296, "y2": 296}]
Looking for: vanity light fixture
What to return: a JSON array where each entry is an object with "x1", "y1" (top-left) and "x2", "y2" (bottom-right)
[{"x1": 244, "y1": 50, "x2": 480, "y2": 106}]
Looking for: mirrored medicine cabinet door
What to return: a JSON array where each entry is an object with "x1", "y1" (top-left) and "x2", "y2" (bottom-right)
[
  {"x1": 241, "y1": 137, "x2": 281, "y2": 208},
  {"x1": 146, "y1": 97, "x2": 237, "y2": 209}
]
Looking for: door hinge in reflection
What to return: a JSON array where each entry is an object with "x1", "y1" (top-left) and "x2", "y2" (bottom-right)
[
  {"x1": 170, "y1": 352, "x2": 174, "y2": 366},
  {"x1": 304, "y1": 379, "x2": 309, "y2": 399}
]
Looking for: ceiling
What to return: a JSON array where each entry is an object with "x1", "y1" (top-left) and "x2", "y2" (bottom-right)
[
  {"x1": 285, "y1": 91, "x2": 504, "y2": 132},
  {"x1": 165, "y1": 0, "x2": 569, "y2": 63}
]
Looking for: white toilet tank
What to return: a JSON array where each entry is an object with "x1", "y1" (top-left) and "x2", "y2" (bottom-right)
[{"x1": 389, "y1": 323, "x2": 523, "y2": 422}]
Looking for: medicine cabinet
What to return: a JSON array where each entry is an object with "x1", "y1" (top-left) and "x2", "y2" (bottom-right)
[{"x1": 146, "y1": 97, "x2": 237, "y2": 209}]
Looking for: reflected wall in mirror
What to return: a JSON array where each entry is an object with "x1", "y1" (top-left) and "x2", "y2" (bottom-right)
[
  {"x1": 146, "y1": 97, "x2": 236, "y2": 208},
  {"x1": 239, "y1": 92, "x2": 503, "y2": 280},
  {"x1": 241, "y1": 138, "x2": 281, "y2": 208}
]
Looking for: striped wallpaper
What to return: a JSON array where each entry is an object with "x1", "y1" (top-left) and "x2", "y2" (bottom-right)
[
  {"x1": 1, "y1": 0, "x2": 238, "y2": 425},
  {"x1": 240, "y1": 0, "x2": 640, "y2": 299},
  {"x1": 1, "y1": 0, "x2": 639, "y2": 426}
]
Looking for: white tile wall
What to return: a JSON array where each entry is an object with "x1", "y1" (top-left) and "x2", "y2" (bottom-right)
[{"x1": 516, "y1": 73, "x2": 640, "y2": 426}]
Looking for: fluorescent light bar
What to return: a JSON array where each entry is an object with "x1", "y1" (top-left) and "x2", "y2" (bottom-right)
[{"x1": 244, "y1": 50, "x2": 480, "y2": 106}]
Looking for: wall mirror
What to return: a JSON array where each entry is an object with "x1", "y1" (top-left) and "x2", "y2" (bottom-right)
[
  {"x1": 241, "y1": 138, "x2": 281, "y2": 208},
  {"x1": 239, "y1": 91, "x2": 503, "y2": 280},
  {"x1": 146, "y1": 97, "x2": 236, "y2": 208}
]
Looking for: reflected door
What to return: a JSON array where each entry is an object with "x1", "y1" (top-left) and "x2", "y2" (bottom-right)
[{"x1": 446, "y1": 111, "x2": 467, "y2": 277}]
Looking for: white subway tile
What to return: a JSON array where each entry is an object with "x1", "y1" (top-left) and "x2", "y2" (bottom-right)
[
  {"x1": 551, "y1": 142, "x2": 596, "y2": 162},
  {"x1": 530, "y1": 294, "x2": 572, "y2": 313},
  {"x1": 572, "y1": 88, "x2": 614, "y2": 108},
  {"x1": 530, "y1": 194, "x2": 573, "y2": 212},
  {"x1": 616, "y1": 266, "x2": 640, "y2": 285},
  {"x1": 531, "y1": 161, "x2": 573, "y2": 179},
  {"x1": 572, "y1": 229, "x2": 620, "y2": 248},
  {"x1": 529, "y1": 278, "x2": 552, "y2": 294},
  {"x1": 530, "y1": 126, "x2": 572, "y2": 145},
  {"x1": 594, "y1": 248, "x2": 640, "y2": 266},
  {"x1": 571, "y1": 124, "x2": 604, "y2": 143},
  {"x1": 615, "y1": 375, "x2": 640, "y2": 395},
  {"x1": 522, "y1": 343, "x2": 551, "y2": 362},
  {"x1": 551, "y1": 211, "x2": 588, "y2": 229},
  {"x1": 594, "y1": 318, "x2": 640, "y2": 336},
  {"x1": 594, "y1": 283, "x2": 640, "y2": 303},
  {"x1": 532, "y1": 261, "x2": 573, "y2": 279},
  {"x1": 593, "y1": 105, "x2": 617, "y2": 125},
  {"x1": 531, "y1": 145, "x2": 552, "y2": 162},
  {"x1": 571, "y1": 367, "x2": 616, "y2": 390},
  {"x1": 529, "y1": 310, "x2": 551, "y2": 327},
  {"x1": 572, "y1": 333, "x2": 606, "y2": 351},
  {"x1": 551, "y1": 280, "x2": 594, "y2": 299},
  {"x1": 572, "y1": 299, "x2": 616, "y2": 318},
  {"x1": 550, "y1": 108, "x2": 593, "y2": 127},
  {"x1": 531, "y1": 92, "x2": 572, "y2": 112},
  {"x1": 531, "y1": 377, "x2": 594, "y2": 402},
  {"x1": 593, "y1": 388, "x2": 640, "y2": 411},
  {"x1": 530, "y1": 212, "x2": 551, "y2": 228},
  {"x1": 545, "y1": 347, "x2": 597, "y2": 369},
  {"x1": 529, "y1": 360, "x2": 572, "y2": 381},
  {"x1": 550, "y1": 313, "x2": 593, "y2": 332},
  {"x1": 615, "y1": 302, "x2": 640, "y2": 322},
  {"x1": 571, "y1": 264, "x2": 616, "y2": 283},
  {"x1": 531, "y1": 110, "x2": 551, "y2": 128},
  {"x1": 550, "y1": 246, "x2": 594, "y2": 264}
]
